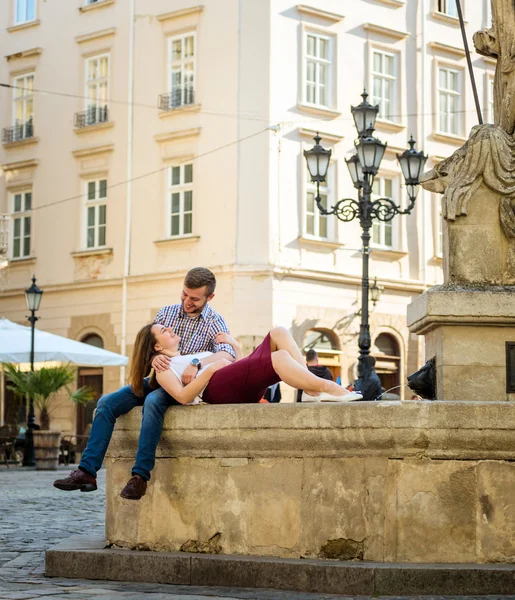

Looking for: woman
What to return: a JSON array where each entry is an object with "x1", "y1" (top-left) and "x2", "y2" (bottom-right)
[{"x1": 128, "y1": 324, "x2": 362, "y2": 407}]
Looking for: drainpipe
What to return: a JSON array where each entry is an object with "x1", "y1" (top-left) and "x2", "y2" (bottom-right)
[
  {"x1": 120, "y1": 0, "x2": 136, "y2": 385},
  {"x1": 420, "y1": 0, "x2": 428, "y2": 287}
]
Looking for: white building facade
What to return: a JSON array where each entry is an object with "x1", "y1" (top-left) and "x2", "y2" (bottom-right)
[{"x1": 0, "y1": 0, "x2": 492, "y2": 430}]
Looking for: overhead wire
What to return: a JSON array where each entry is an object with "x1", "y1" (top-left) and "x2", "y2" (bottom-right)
[{"x1": 23, "y1": 127, "x2": 268, "y2": 213}]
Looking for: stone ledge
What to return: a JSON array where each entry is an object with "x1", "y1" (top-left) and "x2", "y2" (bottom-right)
[
  {"x1": 46, "y1": 535, "x2": 515, "y2": 595},
  {"x1": 107, "y1": 402, "x2": 515, "y2": 460}
]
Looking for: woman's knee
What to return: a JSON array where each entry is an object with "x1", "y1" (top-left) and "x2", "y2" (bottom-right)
[
  {"x1": 271, "y1": 349, "x2": 289, "y2": 365},
  {"x1": 270, "y1": 326, "x2": 291, "y2": 342}
]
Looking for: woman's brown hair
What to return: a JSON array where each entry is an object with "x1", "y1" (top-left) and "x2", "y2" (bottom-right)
[{"x1": 128, "y1": 324, "x2": 158, "y2": 397}]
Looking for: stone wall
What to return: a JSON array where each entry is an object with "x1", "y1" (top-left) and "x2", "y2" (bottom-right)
[{"x1": 105, "y1": 402, "x2": 515, "y2": 563}]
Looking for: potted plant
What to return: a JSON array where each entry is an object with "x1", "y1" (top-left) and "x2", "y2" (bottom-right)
[{"x1": 3, "y1": 364, "x2": 94, "y2": 470}]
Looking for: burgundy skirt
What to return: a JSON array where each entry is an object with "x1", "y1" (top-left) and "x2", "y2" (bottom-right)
[{"x1": 202, "y1": 333, "x2": 281, "y2": 404}]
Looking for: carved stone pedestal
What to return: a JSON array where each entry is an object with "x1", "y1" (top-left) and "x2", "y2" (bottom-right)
[{"x1": 408, "y1": 286, "x2": 515, "y2": 400}]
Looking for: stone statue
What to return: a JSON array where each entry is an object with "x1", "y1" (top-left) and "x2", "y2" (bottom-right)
[
  {"x1": 473, "y1": 0, "x2": 515, "y2": 135},
  {"x1": 418, "y1": 2, "x2": 515, "y2": 285}
]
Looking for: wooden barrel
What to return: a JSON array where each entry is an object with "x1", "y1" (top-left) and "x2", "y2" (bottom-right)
[{"x1": 33, "y1": 430, "x2": 61, "y2": 470}]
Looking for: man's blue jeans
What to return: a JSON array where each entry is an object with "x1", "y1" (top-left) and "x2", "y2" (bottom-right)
[{"x1": 79, "y1": 382, "x2": 179, "y2": 481}]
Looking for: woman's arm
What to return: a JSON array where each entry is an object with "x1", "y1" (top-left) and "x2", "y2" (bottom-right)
[
  {"x1": 156, "y1": 360, "x2": 230, "y2": 405},
  {"x1": 215, "y1": 332, "x2": 242, "y2": 361}
]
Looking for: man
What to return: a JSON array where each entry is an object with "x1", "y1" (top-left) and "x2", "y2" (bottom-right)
[
  {"x1": 54, "y1": 267, "x2": 235, "y2": 499},
  {"x1": 296, "y1": 349, "x2": 333, "y2": 402}
]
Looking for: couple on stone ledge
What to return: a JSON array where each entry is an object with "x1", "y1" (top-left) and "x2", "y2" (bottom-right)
[{"x1": 54, "y1": 267, "x2": 361, "y2": 500}]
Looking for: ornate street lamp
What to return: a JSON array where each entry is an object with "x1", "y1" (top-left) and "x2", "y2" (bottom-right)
[
  {"x1": 22, "y1": 275, "x2": 43, "y2": 466},
  {"x1": 370, "y1": 277, "x2": 384, "y2": 308},
  {"x1": 304, "y1": 94, "x2": 427, "y2": 399}
]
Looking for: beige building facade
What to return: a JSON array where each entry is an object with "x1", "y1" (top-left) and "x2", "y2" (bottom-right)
[{"x1": 0, "y1": 0, "x2": 493, "y2": 433}]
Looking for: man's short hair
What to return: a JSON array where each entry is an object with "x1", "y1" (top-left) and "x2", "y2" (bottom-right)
[
  {"x1": 305, "y1": 349, "x2": 318, "y2": 362},
  {"x1": 184, "y1": 267, "x2": 217, "y2": 296}
]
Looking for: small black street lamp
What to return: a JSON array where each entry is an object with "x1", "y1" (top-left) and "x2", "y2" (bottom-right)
[
  {"x1": 304, "y1": 92, "x2": 427, "y2": 399},
  {"x1": 22, "y1": 275, "x2": 43, "y2": 466}
]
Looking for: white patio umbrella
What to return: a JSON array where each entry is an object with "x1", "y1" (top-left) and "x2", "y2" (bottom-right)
[{"x1": 0, "y1": 318, "x2": 128, "y2": 366}]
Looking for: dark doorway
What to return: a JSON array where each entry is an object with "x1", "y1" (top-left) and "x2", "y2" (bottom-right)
[
  {"x1": 76, "y1": 334, "x2": 104, "y2": 437},
  {"x1": 373, "y1": 333, "x2": 401, "y2": 395}
]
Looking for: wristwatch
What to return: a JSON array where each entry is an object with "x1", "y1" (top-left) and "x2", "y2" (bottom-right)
[{"x1": 190, "y1": 358, "x2": 201, "y2": 371}]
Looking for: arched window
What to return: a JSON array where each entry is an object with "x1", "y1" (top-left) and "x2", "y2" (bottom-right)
[
  {"x1": 373, "y1": 333, "x2": 401, "y2": 396},
  {"x1": 77, "y1": 333, "x2": 104, "y2": 438},
  {"x1": 303, "y1": 328, "x2": 341, "y2": 382},
  {"x1": 81, "y1": 334, "x2": 104, "y2": 349}
]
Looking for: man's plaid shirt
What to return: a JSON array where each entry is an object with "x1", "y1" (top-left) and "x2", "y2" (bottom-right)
[{"x1": 154, "y1": 303, "x2": 235, "y2": 359}]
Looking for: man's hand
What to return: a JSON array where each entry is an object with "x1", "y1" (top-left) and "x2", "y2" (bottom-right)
[
  {"x1": 152, "y1": 354, "x2": 171, "y2": 373},
  {"x1": 215, "y1": 332, "x2": 239, "y2": 347},
  {"x1": 182, "y1": 363, "x2": 198, "y2": 385}
]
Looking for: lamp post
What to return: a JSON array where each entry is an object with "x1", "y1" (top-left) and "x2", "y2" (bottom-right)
[
  {"x1": 304, "y1": 92, "x2": 427, "y2": 399},
  {"x1": 22, "y1": 275, "x2": 43, "y2": 466}
]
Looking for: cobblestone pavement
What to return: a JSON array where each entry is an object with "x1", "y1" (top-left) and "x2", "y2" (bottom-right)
[{"x1": 2, "y1": 467, "x2": 515, "y2": 600}]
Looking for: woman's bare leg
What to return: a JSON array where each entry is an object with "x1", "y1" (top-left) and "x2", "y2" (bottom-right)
[
  {"x1": 269, "y1": 327, "x2": 307, "y2": 368},
  {"x1": 271, "y1": 350, "x2": 350, "y2": 396}
]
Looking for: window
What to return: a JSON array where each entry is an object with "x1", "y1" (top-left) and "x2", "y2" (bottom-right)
[
  {"x1": 12, "y1": 73, "x2": 34, "y2": 141},
  {"x1": 168, "y1": 164, "x2": 193, "y2": 237},
  {"x1": 305, "y1": 166, "x2": 330, "y2": 239},
  {"x1": 168, "y1": 34, "x2": 196, "y2": 109},
  {"x1": 437, "y1": 66, "x2": 462, "y2": 135},
  {"x1": 86, "y1": 0, "x2": 100, "y2": 4},
  {"x1": 304, "y1": 32, "x2": 333, "y2": 108},
  {"x1": 437, "y1": 0, "x2": 457, "y2": 17},
  {"x1": 85, "y1": 55, "x2": 109, "y2": 125},
  {"x1": 85, "y1": 179, "x2": 107, "y2": 249},
  {"x1": 11, "y1": 191, "x2": 32, "y2": 259},
  {"x1": 371, "y1": 50, "x2": 397, "y2": 122},
  {"x1": 372, "y1": 177, "x2": 394, "y2": 248},
  {"x1": 14, "y1": 0, "x2": 35, "y2": 24}
]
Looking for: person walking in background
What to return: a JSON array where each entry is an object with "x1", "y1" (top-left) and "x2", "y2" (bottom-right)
[{"x1": 296, "y1": 349, "x2": 333, "y2": 402}]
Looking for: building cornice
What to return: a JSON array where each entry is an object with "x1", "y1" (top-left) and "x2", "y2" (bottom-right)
[
  {"x1": 296, "y1": 4, "x2": 344, "y2": 23},
  {"x1": 298, "y1": 127, "x2": 344, "y2": 144},
  {"x1": 156, "y1": 6, "x2": 204, "y2": 22},
  {"x1": 0, "y1": 264, "x2": 427, "y2": 297},
  {"x1": 72, "y1": 144, "x2": 115, "y2": 159},
  {"x1": 1, "y1": 159, "x2": 39, "y2": 172},
  {"x1": 6, "y1": 19, "x2": 41, "y2": 33},
  {"x1": 363, "y1": 23, "x2": 409, "y2": 40},
  {"x1": 5, "y1": 47, "x2": 42, "y2": 61},
  {"x1": 75, "y1": 27, "x2": 116, "y2": 44},
  {"x1": 428, "y1": 41, "x2": 466, "y2": 58},
  {"x1": 154, "y1": 127, "x2": 201, "y2": 144}
]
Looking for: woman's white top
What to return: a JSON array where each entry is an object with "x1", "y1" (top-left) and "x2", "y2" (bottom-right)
[{"x1": 169, "y1": 352, "x2": 213, "y2": 405}]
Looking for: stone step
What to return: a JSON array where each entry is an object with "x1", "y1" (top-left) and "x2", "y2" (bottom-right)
[{"x1": 46, "y1": 535, "x2": 515, "y2": 596}]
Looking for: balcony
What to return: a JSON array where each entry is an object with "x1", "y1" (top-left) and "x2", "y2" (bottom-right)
[
  {"x1": 74, "y1": 106, "x2": 109, "y2": 129},
  {"x1": 159, "y1": 88, "x2": 195, "y2": 111},
  {"x1": 2, "y1": 120, "x2": 34, "y2": 143}
]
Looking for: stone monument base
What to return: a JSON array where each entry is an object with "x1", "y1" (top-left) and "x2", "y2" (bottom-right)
[
  {"x1": 407, "y1": 286, "x2": 515, "y2": 401},
  {"x1": 101, "y1": 403, "x2": 515, "y2": 564},
  {"x1": 45, "y1": 535, "x2": 515, "y2": 595}
]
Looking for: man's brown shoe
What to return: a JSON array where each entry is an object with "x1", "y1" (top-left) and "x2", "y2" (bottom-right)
[
  {"x1": 53, "y1": 469, "x2": 97, "y2": 492},
  {"x1": 120, "y1": 475, "x2": 147, "y2": 500}
]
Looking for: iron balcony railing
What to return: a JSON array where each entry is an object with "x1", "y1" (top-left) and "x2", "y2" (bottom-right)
[
  {"x1": 2, "y1": 120, "x2": 34, "y2": 143},
  {"x1": 74, "y1": 105, "x2": 109, "y2": 128},
  {"x1": 159, "y1": 88, "x2": 195, "y2": 111}
]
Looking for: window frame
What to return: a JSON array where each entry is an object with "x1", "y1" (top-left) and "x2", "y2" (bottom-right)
[
  {"x1": 12, "y1": 72, "x2": 34, "y2": 139},
  {"x1": 370, "y1": 48, "x2": 399, "y2": 123},
  {"x1": 167, "y1": 32, "x2": 197, "y2": 109},
  {"x1": 167, "y1": 163, "x2": 194, "y2": 239},
  {"x1": 14, "y1": 0, "x2": 36, "y2": 25},
  {"x1": 437, "y1": 0, "x2": 458, "y2": 17},
  {"x1": 302, "y1": 29, "x2": 335, "y2": 110},
  {"x1": 84, "y1": 53, "x2": 110, "y2": 124},
  {"x1": 9, "y1": 190, "x2": 32, "y2": 260},
  {"x1": 371, "y1": 174, "x2": 399, "y2": 250},
  {"x1": 83, "y1": 178, "x2": 108, "y2": 250},
  {"x1": 302, "y1": 157, "x2": 337, "y2": 242},
  {"x1": 435, "y1": 63, "x2": 464, "y2": 137}
]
